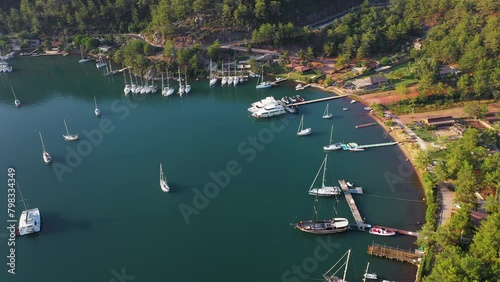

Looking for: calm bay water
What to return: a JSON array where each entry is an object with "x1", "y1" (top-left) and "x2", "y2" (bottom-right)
[{"x1": 1, "y1": 56, "x2": 424, "y2": 282}]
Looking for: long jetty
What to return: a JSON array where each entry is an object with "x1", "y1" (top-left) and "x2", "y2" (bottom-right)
[
  {"x1": 367, "y1": 242, "x2": 423, "y2": 265},
  {"x1": 357, "y1": 141, "x2": 399, "y2": 149},
  {"x1": 288, "y1": 95, "x2": 348, "y2": 107},
  {"x1": 338, "y1": 180, "x2": 369, "y2": 230}
]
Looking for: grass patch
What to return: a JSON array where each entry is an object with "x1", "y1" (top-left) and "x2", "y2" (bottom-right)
[
  {"x1": 275, "y1": 71, "x2": 318, "y2": 83},
  {"x1": 412, "y1": 127, "x2": 437, "y2": 142}
]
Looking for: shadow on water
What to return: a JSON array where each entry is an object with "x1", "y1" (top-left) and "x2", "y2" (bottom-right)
[{"x1": 41, "y1": 211, "x2": 91, "y2": 236}]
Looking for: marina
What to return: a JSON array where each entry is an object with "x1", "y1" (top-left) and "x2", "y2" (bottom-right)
[
  {"x1": 0, "y1": 55, "x2": 424, "y2": 282},
  {"x1": 367, "y1": 243, "x2": 423, "y2": 265}
]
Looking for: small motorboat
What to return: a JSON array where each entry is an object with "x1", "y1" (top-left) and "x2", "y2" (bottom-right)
[
  {"x1": 343, "y1": 107, "x2": 348, "y2": 111},
  {"x1": 295, "y1": 84, "x2": 304, "y2": 90},
  {"x1": 350, "y1": 100, "x2": 356, "y2": 104},
  {"x1": 289, "y1": 96, "x2": 297, "y2": 103},
  {"x1": 296, "y1": 95, "x2": 305, "y2": 102},
  {"x1": 346, "y1": 182, "x2": 353, "y2": 187},
  {"x1": 364, "y1": 106, "x2": 372, "y2": 111},
  {"x1": 369, "y1": 227, "x2": 396, "y2": 236}
]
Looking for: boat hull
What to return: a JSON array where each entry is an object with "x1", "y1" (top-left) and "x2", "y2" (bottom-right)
[
  {"x1": 18, "y1": 208, "x2": 41, "y2": 236},
  {"x1": 43, "y1": 152, "x2": 52, "y2": 164},
  {"x1": 63, "y1": 134, "x2": 79, "y2": 141},
  {"x1": 324, "y1": 144, "x2": 342, "y2": 151},
  {"x1": 295, "y1": 219, "x2": 349, "y2": 234},
  {"x1": 369, "y1": 228, "x2": 395, "y2": 236},
  {"x1": 297, "y1": 128, "x2": 312, "y2": 136},
  {"x1": 308, "y1": 186, "x2": 341, "y2": 196}
]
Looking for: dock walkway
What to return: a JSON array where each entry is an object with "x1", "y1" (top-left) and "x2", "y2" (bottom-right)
[
  {"x1": 357, "y1": 142, "x2": 399, "y2": 149},
  {"x1": 288, "y1": 95, "x2": 348, "y2": 107},
  {"x1": 367, "y1": 243, "x2": 423, "y2": 265},
  {"x1": 338, "y1": 180, "x2": 369, "y2": 230}
]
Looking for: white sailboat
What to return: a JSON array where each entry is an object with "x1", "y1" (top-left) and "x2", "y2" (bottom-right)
[
  {"x1": 123, "y1": 71, "x2": 131, "y2": 96},
  {"x1": 322, "y1": 103, "x2": 333, "y2": 119},
  {"x1": 178, "y1": 68, "x2": 185, "y2": 96},
  {"x1": 256, "y1": 66, "x2": 271, "y2": 89},
  {"x1": 323, "y1": 125, "x2": 342, "y2": 151},
  {"x1": 39, "y1": 131, "x2": 52, "y2": 164},
  {"x1": 62, "y1": 119, "x2": 79, "y2": 141},
  {"x1": 17, "y1": 183, "x2": 41, "y2": 236},
  {"x1": 11, "y1": 86, "x2": 21, "y2": 107},
  {"x1": 165, "y1": 70, "x2": 175, "y2": 96},
  {"x1": 221, "y1": 61, "x2": 227, "y2": 86},
  {"x1": 130, "y1": 71, "x2": 137, "y2": 94},
  {"x1": 308, "y1": 155, "x2": 341, "y2": 196},
  {"x1": 209, "y1": 59, "x2": 217, "y2": 87},
  {"x1": 150, "y1": 77, "x2": 158, "y2": 93},
  {"x1": 227, "y1": 62, "x2": 234, "y2": 85},
  {"x1": 78, "y1": 48, "x2": 91, "y2": 63},
  {"x1": 160, "y1": 163, "x2": 170, "y2": 192},
  {"x1": 297, "y1": 115, "x2": 312, "y2": 136},
  {"x1": 322, "y1": 249, "x2": 351, "y2": 282},
  {"x1": 94, "y1": 96, "x2": 101, "y2": 117},
  {"x1": 233, "y1": 61, "x2": 239, "y2": 86},
  {"x1": 96, "y1": 54, "x2": 106, "y2": 68},
  {"x1": 363, "y1": 262, "x2": 377, "y2": 280},
  {"x1": 184, "y1": 69, "x2": 191, "y2": 94}
]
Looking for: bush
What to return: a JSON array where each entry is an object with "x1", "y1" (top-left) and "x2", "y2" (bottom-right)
[{"x1": 380, "y1": 57, "x2": 390, "y2": 65}]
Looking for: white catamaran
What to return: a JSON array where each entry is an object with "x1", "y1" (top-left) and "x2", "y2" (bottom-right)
[
  {"x1": 17, "y1": 183, "x2": 41, "y2": 236},
  {"x1": 297, "y1": 115, "x2": 312, "y2": 136},
  {"x1": 308, "y1": 155, "x2": 341, "y2": 196},
  {"x1": 160, "y1": 163, "x2": 170, "y2": 192},
  {"x1": 39, "y1": 131, "x2": 52, "y2": 164},
  {"x1": 62, "y1": 119, "x2": 79, "y2": 141},
  {"x1": 94, "y1": 96, "x2": 101, "y2": 117},
  {"x1": 322, "y1": 103, "x2": 333, "y2": 119},
  {"x1": 323, "y1": 125, "x2": 342, "y2": 151}
]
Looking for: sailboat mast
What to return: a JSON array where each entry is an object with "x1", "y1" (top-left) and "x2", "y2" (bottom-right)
[
  {"x1": 343, "y1": 249, "x2": 351, "y2": 281},
  {"x1": 17, "y1": 182, "x2": 29, "y2": 211},
  {"x1": 362, "y1": 262, "x2": 370, "y2": 282},
  {"x1": 39, "y1": 131, "x2": 46, "y2": 152},
  {"x1": 184, "y1": 69, "x2": 188, "y2": 86},
  {"x1": 11, "y1": 86, "x2": 17, "y2": 99},
  {"x1": 64, "y1": 119, "x2": 69, "y2": 134},
  {"x1": 94, "y1": 96, "x2": 98, "y2": 108},
  {"x1": 322, "y1": 155, "x2": 328, "y2": 188}
]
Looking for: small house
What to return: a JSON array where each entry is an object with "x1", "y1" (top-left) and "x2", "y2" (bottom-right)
[
  {"x1": 423, "y1": 116, "x2": 456, "y2": 127},
  {"x1": 351, "y1": 75, "x2": 388, "y2": 90}
]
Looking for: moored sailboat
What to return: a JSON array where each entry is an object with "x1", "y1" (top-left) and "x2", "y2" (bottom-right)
[
  {"x1": 363, "y1": 262, "x2": 377, "y2": 280},
  {"x1": 160, "y1": 163, "x2": 170, "y2": 192},
  {"x1": 323, "y1": 125, "x2": 342, "y2": 151},
  {"x1": 255, "y1": 66, "x2": 271, "y2": 89},
  {"x1": 184, "y1": 69, "x2": 191, "y2": 94},
  {"x1": 308, "y1": 155, "x2": 341, "y2": 196},
  {"x1": 17, "y1": 183, "x2": 41, "y2": 236},
  {"x1": 94, "y1": 96, "x2": 101, "y2": 117},
  {"x1": 322, "y1": 103, "x2": 333, "y2": 119},
  {"x1": 78, "y1": 48, "x2": 91, "y2": 63},
  {"x1": 11, "y1": 86, "x2": 21, "y2": 107},
  {"x1": 178, "y1": 68, "x2": 185, "y2": 96},
  {"x1": 39, "y1": 131, "x2": 52, "y2": 164},
  {"x1": 209, "y1": 59, "x2": 217, "y2": 87},
  {"x1": 123, "y1": 71, "x2": 131, "y2": 96},
  {"x1": 297, "y1": 115, "x2": 312, "y2": 136},
  {"x1": 322, "y1": 249, "x2": 351, "y2": 282},
  {"x1": 62, "y1": 119, "x2": 79, "y2": 141}
]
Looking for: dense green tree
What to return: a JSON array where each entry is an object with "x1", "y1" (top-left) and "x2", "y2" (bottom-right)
[{"x1": 463, "y1": 102, "x2": 488, "y2": 119}]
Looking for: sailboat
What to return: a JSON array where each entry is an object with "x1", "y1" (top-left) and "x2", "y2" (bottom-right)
[
  {"x1": 363, "y1": 262, "x2": 377, "y2": 280},
  {"x1": 11, "y1": 86, "x2": 21, "y2": 107},
  {"x1": 322, "y1": 249, "x2": 351, "y2": 282},
  {"x1": 62, "y1": 119, "x2": 79, "y2": 141},
  {"x1": 209, "y1": 59, "x2": 217, "y2": 87},
  {"x1": 233, "y1": 61, "x2": 239, "y2": 86},
  {"x1": 255, "y1": 66, "x2": 271, "y2": 89},
  {"x1": 322, "y1": 103, "x2": 333, "y2": 119},
  {"x1": 150, "y1": 77, "x2": 158, "y2": 93},
  {"x1": 164, "y1": 70, "x2": 175, "y2": 96},
  {"x1": 227, "y1": 63, "x2": 234, "y2": 85},
  {"x1": 39, "y1": 131, "x2": 52, "y2": 164},
  {"x1": 130, "y1": 71, "x2": 137, "y2": 94},
  {"x1": 94, "y1": 96, "x2": 101, "y2": 117},
  {"x1": 293, "y1": 186, "x2": 349, "y2": 234},
  {"x1": 308, "y1": 155, "x2": 341, "y2": 196},
  {"x1": 178, "y1": 68, "x2": 185, "y2": 96},
  {"x1": 184, "y1": 69, "x2": 191, "y2": 94},
  {"x1": 96, "y1": 54, "x2": 106, "y2": 68},
  {"x1": 297, "y1": 115, "x2": 312, "y2": 136},
  {"x1": 78, "y1": 48, "x2": 91, "y2": 63},
  {"x1": 221, "y1": 61, "x2": 227, "y2": 86},
  {"x1": 324, "y1": 125, "x2": 342, "y2": 151},
  {"x1": 160, "y1": 163, "x2": 170, "y2": 192},
  {"x1": 17, "y1": 183, "x2": 41, "y2": 236},
  {"x1": 123, "y1": 71, "x2": 131, "y2": 96}
]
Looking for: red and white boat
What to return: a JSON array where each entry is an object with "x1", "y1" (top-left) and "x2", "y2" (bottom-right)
[{"x1": 369, "y1": 227, "x2": 395, "y2": 236}]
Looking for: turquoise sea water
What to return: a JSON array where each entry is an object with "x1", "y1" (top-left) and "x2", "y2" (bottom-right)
[{"x1": 1, "y1": 56, "x2": 424, "y2": 282}]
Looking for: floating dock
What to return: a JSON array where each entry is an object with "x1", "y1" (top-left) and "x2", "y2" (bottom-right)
[
  {"x1": 270, "y1": 77, "x2": 287, "y2": 85},
  {"x1": 288, "y1": 94, "x2": 348, "y2": 107},
  {"x1": 355, "y1": 122, "x2": 377, "y2": 129},
  {"x1": 367, "y1": 243, "x2": 423, "y2": 265}
]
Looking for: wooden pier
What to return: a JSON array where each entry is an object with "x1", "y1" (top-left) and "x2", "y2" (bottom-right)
[
  {"x1": 355, "y1": 122, "x2": 377, "y2": 129},
  {"x1": 357, "y1": 142, "x2": 399, "y2": 149},
  {"x1": 288, "y1": 95, "x2": 348, "y2": 107},
  {"x1": 367, "y1": 243, "x2": 423, "y2": 265},
  {"x1": 270, "y1": 77, "x2": 288, "y2": 85},
  {"x1": 338, "y1": 180, "x2": 369, "y2": 230}
]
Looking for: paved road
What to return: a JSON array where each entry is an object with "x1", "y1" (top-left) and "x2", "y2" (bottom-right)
[{"x1": 386, "y1": 111, "x2": 428, "y2": 150}]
